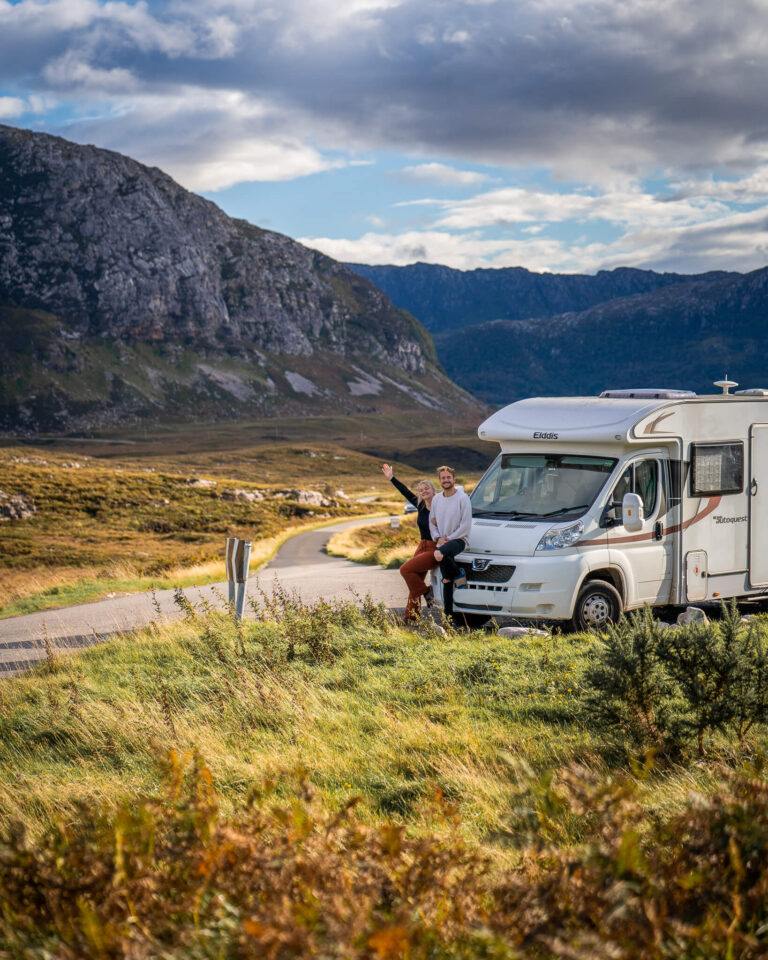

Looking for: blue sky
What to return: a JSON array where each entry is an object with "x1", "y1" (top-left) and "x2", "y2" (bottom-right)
[{"x1": 3, "y1": 0, "x2": 768, "y2": 273}]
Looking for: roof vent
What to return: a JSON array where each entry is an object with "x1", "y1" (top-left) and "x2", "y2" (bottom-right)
[
  {"x1": 735, "y1": 388, "x2": 768, "y2": 397},
  {"x1": 599, "y1": 389, "x2": 697, "y2": 399}
]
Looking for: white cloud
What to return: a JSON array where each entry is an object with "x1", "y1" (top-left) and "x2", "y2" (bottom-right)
[
  {"x1": 395, "y1": 162, "x2": 496, "y2": 185},
  {"x1": 430, "y1": 184, "x2": 729, "y2": 231},
  {"x1": 299, "y1": 229, "x2": 566, "y2": 270},
  {"x1": 44, "y1": 53, "x2": 137, "y2": 92},
  {"x1": 57, "y1": 86, "x2": 345, "y2": 189},
  {"x1": 0, "y1": 96, "x2": 26, "y2": 118},
  {"x1": 300, "y1": 202, "x2": 768, "y2": 275},
  {"x1": 443, "y1": 29, "x2": 469, "y2": 42}
]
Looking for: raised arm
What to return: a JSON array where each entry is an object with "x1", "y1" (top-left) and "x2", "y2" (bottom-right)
[{"x1": 382, "y1": 463, "x2": 418, "y2": 507}]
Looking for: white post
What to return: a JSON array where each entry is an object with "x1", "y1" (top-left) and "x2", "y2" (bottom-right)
[
  {"x1": 225, "y1": 537, "x2": 237, "y2": 606},
  {"x1": 234, "y1": 540, "x2": 252, "y2": 621}
]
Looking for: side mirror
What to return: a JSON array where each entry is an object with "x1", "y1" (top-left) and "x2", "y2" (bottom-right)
[{"x1": 622, "y1": 492, "x2": 644, "y2": 532}]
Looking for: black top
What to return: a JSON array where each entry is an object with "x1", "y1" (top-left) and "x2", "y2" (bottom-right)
[{"x1": 390, "y1": 476, "x2": 433, "y2": 541}]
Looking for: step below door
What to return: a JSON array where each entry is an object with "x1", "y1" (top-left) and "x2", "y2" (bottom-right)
[{"x1": 750, "y1": 424, "x2": 768, "y2": 587}]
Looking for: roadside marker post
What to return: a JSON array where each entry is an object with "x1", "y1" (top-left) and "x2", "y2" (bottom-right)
[
  {"x1": 225, "y1": 537, "x2": 237, "y2": 606},
  {"x1": 234, "y1": 539, "x2": 252, "y2": 622}
]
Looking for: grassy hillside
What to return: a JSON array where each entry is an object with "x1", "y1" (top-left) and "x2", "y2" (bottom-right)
[
  {"x1": 2, "y1": 598, "x2": 768, "y2": 956},
  {"x1": 0, "y1": 419, "x2": 492, "y2": 616}
]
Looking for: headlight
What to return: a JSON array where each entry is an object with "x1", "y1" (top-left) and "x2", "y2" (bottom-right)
[{"x1": 536, "y1": 520, "x2": 584, "y2": 551}]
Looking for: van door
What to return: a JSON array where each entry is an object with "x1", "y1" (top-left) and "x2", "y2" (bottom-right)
[
  {"x1": 749, "y1": 424, "x2": 768, "y2": 587},
  {"x1": 607, "y1": 457, "x2": 674, "y2": 604}
]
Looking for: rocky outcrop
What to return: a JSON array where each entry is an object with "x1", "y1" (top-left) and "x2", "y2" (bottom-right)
[
  {"x1": 0, "y1": 125, "x2": 479, "y2": 431},
  {"x1": 0, "y1": 490, "x2": 35, "y2": 520}
]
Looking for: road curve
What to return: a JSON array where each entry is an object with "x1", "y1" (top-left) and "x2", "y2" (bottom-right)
[{"x1": 0, "y1": 518, "x2": 405, "y2": 676}]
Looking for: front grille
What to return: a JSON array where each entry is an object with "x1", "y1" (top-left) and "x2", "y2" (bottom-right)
[{"x1": 458, "y1": 563, "x2": 516, "y2": 583}]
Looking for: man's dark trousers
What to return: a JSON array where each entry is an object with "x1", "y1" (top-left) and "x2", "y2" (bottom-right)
[{"x1": 437, "y1": 538, "x2": 466, "y2": 583}]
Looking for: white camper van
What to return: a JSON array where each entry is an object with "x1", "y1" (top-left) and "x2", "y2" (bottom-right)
[{"x1": 451, "y1": 386, "x2": 768, "y2": 630}]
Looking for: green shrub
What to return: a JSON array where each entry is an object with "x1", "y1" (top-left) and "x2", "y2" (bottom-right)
[
  {"x1": 583, "y1": 602, "x2": 768, "y2": 756},
  {"x1": 582, "y1": 606, "x2": 673, "y2": 748}
]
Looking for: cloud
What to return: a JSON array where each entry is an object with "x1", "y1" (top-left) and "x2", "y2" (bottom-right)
[
  {"x1": 58, "y1": 87, "x2": 344, "y2": 189},
  {"x1": 6, "y1": 0, "x2": 768, "y2": 183},
  {"x1": 394, "y1": 162, "x2": 496, "y2": 185},
  {"x1": 429, "y1": 184, "x2": 729, "y2": 231},
  {"x1": 0, "y1": 96, "x2": 26, "y2": 118},
  {"x1": 300, "y1": 205, "x2": 768, "y2": 275},
  {"x1": 5, "y1": 0, "x2": 768, "y2": 272},
  {"x1": 299, "y1": 229, "x2": 533, "y2": 269}
]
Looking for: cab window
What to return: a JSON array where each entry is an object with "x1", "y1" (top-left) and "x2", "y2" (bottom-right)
[{"x1": 611, "y1": 460, "x2": 659, "y2": 517}]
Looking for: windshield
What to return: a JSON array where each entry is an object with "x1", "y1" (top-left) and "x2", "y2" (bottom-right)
[{"x1": 471, "y1": 453, "x2": 617, "y2": 520}]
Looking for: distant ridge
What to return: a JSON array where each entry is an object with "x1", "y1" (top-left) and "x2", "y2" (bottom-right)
[
  {"x1": 0, "y1": 125, "x2": 481, "y2": 432},
  {"x1": 346, "y1": 261, "x2": 737, "y2": 333},
  {"x1": 346, "y1": 261, "x2": 767, "y2": 403}
]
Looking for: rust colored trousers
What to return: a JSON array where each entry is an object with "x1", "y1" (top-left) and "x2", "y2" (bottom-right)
[{"x1": 400, "y1": 539, "x2": 438, "y2": 620}]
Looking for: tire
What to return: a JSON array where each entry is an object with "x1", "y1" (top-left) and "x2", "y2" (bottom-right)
[
  {"x1": 571, "y1": 579, "x2": 622, "y2": 632},
  {"x1": 454, "y1": 612, "x2": 491, "y2": 629}
]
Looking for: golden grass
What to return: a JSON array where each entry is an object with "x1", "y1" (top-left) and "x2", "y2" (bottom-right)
[
  {"x1": 326, "y1": 514, "x2": 422, "y2": 568},
  {"x1": 3, "y1": 599, "x2": 756, "y2": 854}
]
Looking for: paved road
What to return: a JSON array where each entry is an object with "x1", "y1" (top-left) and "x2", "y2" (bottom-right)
[{"x1": 0, "y1": 518, "x2": 405, "y2": 676}]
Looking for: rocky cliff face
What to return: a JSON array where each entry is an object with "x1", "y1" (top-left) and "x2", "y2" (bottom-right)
[{"x1": 1, "y1": 125, "x2": 476, "y2": 432}]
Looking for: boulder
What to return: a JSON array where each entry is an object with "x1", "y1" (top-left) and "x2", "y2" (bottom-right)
[
  {"x1": 186, "y1": 478, "x2": 217, "y2": 488},
  {"x1": 279, "y1": 489, "x2": 333, "y2": 507},
  {"x1": 677, "y1": 606, "x2": 709, "y2": 626},
  {"x1": 497, "y1": 625, "x2": 549, "y2": 638},
  {"x1": 0, "y1": 490, "x2": 36, "y2": 520},
  {"x1": 221, "y1": 488, "x2": 264, "y2": 503}
]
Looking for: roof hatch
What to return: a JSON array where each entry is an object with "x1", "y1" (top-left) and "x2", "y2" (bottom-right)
[{"x1": 599, "y1": 388, "x2": 696, "y2": 399}]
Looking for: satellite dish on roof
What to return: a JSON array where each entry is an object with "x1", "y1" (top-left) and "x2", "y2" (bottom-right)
[{"x1": 714, "y1": 376, "x2": 738, "y2": 395}]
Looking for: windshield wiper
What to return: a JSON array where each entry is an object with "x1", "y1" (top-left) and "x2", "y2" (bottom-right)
[
  {"x1": 473, "y1": 509, "x2": 541, "y2": 519},
  {"x1": 539, "y1": 504, "x2": 591, "y2": 518}
]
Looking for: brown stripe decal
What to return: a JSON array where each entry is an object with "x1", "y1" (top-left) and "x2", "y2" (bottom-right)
[
  {"x1": 581, "y1": 496, "x2": 722, "y2": 547},
  {"x1": 643, "y1": 411, "x2": 675, "y2": 434}
]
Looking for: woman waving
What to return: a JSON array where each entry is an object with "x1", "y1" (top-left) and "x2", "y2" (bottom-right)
[{"x1": 382, "y1": 463, "x2": 437, "y2": 621}]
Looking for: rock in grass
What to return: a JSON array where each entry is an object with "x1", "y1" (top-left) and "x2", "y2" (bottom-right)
[
  {"x1": 677, "y1": 606, "x2": 709, "y2": 626},
  {"x1": 0, "y1": 490, "x2": 35, "y2": 520},
  {"x1": 221, "y1": 488, "x2": 264, "y2": 503},
  {"x1": 498, "y1": 625, "x2": 548, "y2": 638}
]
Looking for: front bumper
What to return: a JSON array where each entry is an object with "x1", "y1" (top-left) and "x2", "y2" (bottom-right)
[{"x1": 450, "y1": 552, "x2": 588, "y2": 621}]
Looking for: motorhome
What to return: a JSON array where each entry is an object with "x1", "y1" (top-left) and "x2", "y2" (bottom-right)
[{"x1": 450, "y1": 384, "x2": 768, "y2": 630}]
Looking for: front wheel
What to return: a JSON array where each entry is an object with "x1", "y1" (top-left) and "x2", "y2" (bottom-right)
[{"x1": 571, "y1": 579, "x2": 622, "y2": 632}]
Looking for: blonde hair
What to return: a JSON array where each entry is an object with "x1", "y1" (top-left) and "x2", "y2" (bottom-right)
[
  {"x1": 416, "y1": 479, "x2": 436, "y2": 505},
  {"x1": 436, "y1": 464, "x2": 455, "y2": 478}
]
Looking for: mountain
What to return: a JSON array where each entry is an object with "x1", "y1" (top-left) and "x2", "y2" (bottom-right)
[
  {"x1": 0, "y1": 125, "x2": 481, "y2": 433},
  {"x1": 346, "y1": 261, "x2": 736, "y2": 333},
  {"x1": 434, "y1": 270, "x2": 768, "y2": 404},
  {"x1": 345, "y1": 261, "x2": 767, "y2": 404}
]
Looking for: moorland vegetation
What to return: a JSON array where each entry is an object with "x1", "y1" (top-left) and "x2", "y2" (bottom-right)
[{"x1": 2, "y1": 589, "x2": 768, "y2": 957}]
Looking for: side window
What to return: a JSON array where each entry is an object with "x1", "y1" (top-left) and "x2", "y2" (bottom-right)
[
  {"x1": 690, "y1": 442, "x2": 743, "y2": 496},
  {"x1": 611, "y1": 460, "x2": 659, "y2": 517},
  {"x1": 634, "y1": 460, "x2": 658, "y2": 515}
]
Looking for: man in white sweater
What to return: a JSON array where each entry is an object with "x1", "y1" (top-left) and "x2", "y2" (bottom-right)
[{"x1": 429, "y1": 465, "x2": 472, "y2": 618}]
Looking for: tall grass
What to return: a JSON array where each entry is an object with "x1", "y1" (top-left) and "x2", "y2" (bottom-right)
[
  {"x1": 4, "y1": 595, "x2": 763, "y2": 848},
  {"x1": 3, "y1": 601, "x2": 768, "y2": 956}
]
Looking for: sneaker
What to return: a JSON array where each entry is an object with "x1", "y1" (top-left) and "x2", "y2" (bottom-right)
[{"x1": 424, "y1": 586, "x2": 436, "y2": 608}]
